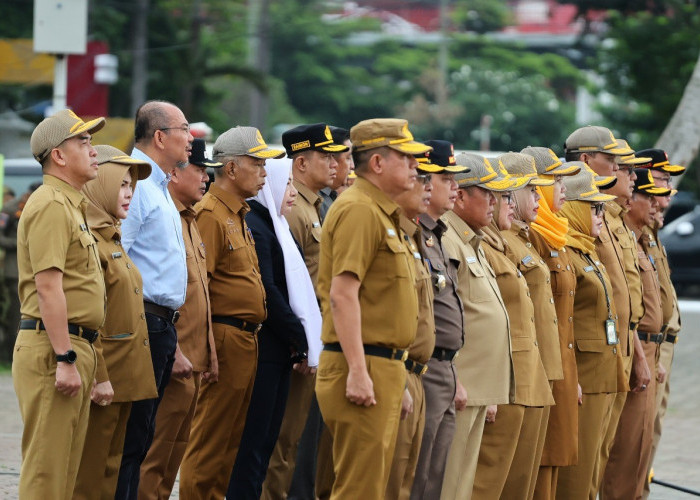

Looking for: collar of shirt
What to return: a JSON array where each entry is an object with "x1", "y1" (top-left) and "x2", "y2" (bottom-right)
[
  {"x1": 208, "y1": 183, "x2": 247, "y2": 216},
  {"x1": 512, "y1": 219, "x2": 530, "y2": 239},
  {"x1": 95, "y1": 224, "x2": 120, "y2": 242},
  {"x1": 418, "y1": 213, "x2": 447, "y2": 240},
  {"x1": 606, "y1": 200, "x2": 627, "y2": 218},
  {"x1": 354, "y1": 177, "x2": 401, "y2": 222},
  {"x1": 320, "y1": 187, "x2": 337, "y2": 199},
  {"x1": 131, "y1": 148, "x2": 170, "y2": 189},
  {"x1": 294, "y1": 180, "x2": 322, "y2": 209},
  {"x1": 443, "y1": 211, "x2": 483, "y2": 250},
  {"x1": 172, "y1": 195, "x2": 196, "y2": 223},
  {"x1": 43, "y1": 174, "x2": 86, "y2": 211}
]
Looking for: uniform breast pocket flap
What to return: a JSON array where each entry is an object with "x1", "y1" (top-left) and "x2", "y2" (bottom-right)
[
  {"x1": 637, "y1": 254, "x2": 653, "y2": 272},
  {"x1": 510, "y1": 336, "x2": 534, "y2": 352},
  {"x1": 226, "y1": 231, "x2": 248, "y2": 271},
  {"x1": 467, "y1": 261, "x2": 485, "y2": 278},
  {"x1": 575, "y1": 338, "x2": 605, "y2": 353},
  {"x1": 382, "y1": 236, "x2": 409, "y2": 278},
  {"x1": 311, "y1": 224, "x2": 322, "y2": 243}
]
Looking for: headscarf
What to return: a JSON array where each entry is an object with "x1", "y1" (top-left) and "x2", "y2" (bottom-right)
[
  {"x1": 559, "y1": 200, "x2": 596, "y2": 255},
  {"x1": 531, "y1": 185, "x2": 569, "y2": 250},
  {"x1": 253, "y1": 161, "x2": 323, "y2": 366},
  {"x1": 83, "y1": 162, "x2": 139, "y2": 237}
]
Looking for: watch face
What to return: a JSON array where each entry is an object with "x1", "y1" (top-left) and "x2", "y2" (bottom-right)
[{"x1": 66, "y1": 350, "x2": 77, "y2": 363}]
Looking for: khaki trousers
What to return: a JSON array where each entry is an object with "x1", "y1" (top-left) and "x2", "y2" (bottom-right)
[
  {"x1": 441, "y1": 405, "x2": 487, "y2": 500},
  {"x1": 261, "y1": 370, "x2": 316, "y2": 500},
  {"x1": 315, "y1": 423, "x2": 334, "y2": 500},
  {"x1": 316, "y1": 350, "x2": 406, "y2": 500},
  {"x1": 74, "y1": 401, "x2": 132, "y2": 500},
  {"x1": 533, "y1": 466, "x2": 559, "y2": 500},
  {"x1": 386, "y1": 371, "x2": 426, "y2": 500},
  {"x1": 12, "y1": 329, "x2": 96, "y2": 500},
  {"x1": 139, "y1": 373, "x2": 200, "y2": 500},
  {"x1": 600, "y1": 341, "x2": 658, "y2": 500},
  {"x1": 179, "y1": 324, "x2": 257, "y2": 499},
  {"x1": 556, "y1": 392, "x2": 616, "y2": 500},
  {"x1": 502, "y1": 406, "x2": 548, "y2": 500},
  {"x1": 472, "y1": 404, "x2": 526, "y2": 500},
  {"x1": 642, "y1": 341, "x2": 674, "y2": 499}
]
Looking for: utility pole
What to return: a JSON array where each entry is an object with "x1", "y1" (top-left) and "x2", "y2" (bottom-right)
[
  {"x1": 436, "y1": 0, "x2": 449, "y2": 107},
  {"x1": 248, "y1": 0, "x2": 270, "y2": 131},
  {"x1": 131, "y1": 0, "x2": 149, "y2": 115}
]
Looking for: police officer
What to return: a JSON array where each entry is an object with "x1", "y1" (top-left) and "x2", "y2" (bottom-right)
[
  {"x1": 14, "y1": 109, "x2": 106, "y2": 499},
  {"x1": 441, "y1": 153, "x2": 516, "y2": 500},
  {"x1": 179, "y1": 126, "x2": 284, "y2": 499},
  {"x1": 138, "y1": 138, "x2": 221, "y2": 499},
  {"x1": 315, "y1": 118, "x2": 428, "y2": 499}
]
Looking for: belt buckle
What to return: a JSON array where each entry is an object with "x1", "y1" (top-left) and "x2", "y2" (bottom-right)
[
  {"x1": 87, "y1": 330, "x2": 99, "y2": 343},
  {"x1": 171, "y1": 310, "x2": 180, "y2": 324},
  {"x1": 420, "y1": 364, "x2": 428, "y2": 376},
  {"x1": 400, "y1": 349, "x2": 409, "y2": 362}
]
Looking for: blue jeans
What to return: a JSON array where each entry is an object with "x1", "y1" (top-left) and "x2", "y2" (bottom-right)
[{"x1": 115, "y1": 313, "x2": 177, "y2": 500}]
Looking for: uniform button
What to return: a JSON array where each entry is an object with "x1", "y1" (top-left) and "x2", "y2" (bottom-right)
[
  {"x1": 568, "y1": 343, "x2": 573, "y2": 349},
  {"x1": 566, "y1": 265, "x2": 571, "y2": 271},
  {"x1": 550, "y1": 298, "x2": 554, "y2": 303},
  {"x1": 526, "y1": 242, "x2": 532, "y2": 248},
  {"x1": 126, "y1": 263, "x2": 132, "y2": 269},
  {"x1": 144, "y1": 339, "x2": 149, "y2": 346},
  {"x1": 563, "y1": 248, "x2": 567, "y2": 253},
  {"x1": 534, "y1": 340, "x2": 538, "y2": 346},
  {"x1": 556, "y1": 264, "x2": 561, "y2": 269},
  {"x1": 134, "y1": 287, "x2": 140, "y2": 294},
  {"x1": 613, "y1": 347, "x2": 617, "y2": 354},
  {"x1": 568, "y1": 316, "x2": 573, "y2": 323},
  {"x1": 531, "y1": 317, "x2": 535, "y2": 322},
  {"x1": 140, "y1": 313, "x2": 145, "y2": 320},
  {"x1": 554, "y1": 318, "x2": 558, "y2": 324},
  {"x1": 569, "y1": 290, "x2": 574, "y2": 296},
  {"x1": 527, "y1": 291, "x2": 531, "y2": 297},
  {"x1": 546, "y1": 278, "x2": 550, "y2": 284}
]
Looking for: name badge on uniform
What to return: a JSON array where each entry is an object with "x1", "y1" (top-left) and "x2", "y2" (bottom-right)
[
  {"x1": 550, "y1": 250, "x2": 559, "y2": 258},
  {"x1": 649, "y1": 255, "x2": 656, "y2": 268},
  {"x1": 466, "y1": 256, "x2": 477, "y2": 264},
  {"x1": 387, "y1": 228, "x2": 396, "y2": 238},
  {"x1": 413, "y1": 252, "x2": 421, "y2": 259},
  {"x1": 583, "y1": 265, "x2": 594, "y2": 273},
  {"x1": 649, "y1": 240, "x2": 657, "y2": 247},
  {"x1": 111, "y1": 252, "x2": 122, "y2": 259},
  {"x1": 80, "y1": 223, "x2": 87, "y2": 231},
  {"x1": 606, "y1": 319, "x2": 619, "y2": 345},
  {"x1": 312, "y1": 221, "x2": 321, "y2": 228},
  {"x1": 521, "y1": 255, "x2": 532, "y2": 265}
]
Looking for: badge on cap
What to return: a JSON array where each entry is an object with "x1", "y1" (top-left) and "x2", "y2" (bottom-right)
[{"x1": 387, "y1": 228, "x2": 396, "y2": 238}]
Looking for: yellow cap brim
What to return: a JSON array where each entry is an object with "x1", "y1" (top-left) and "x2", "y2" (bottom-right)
[
  {"x1": 638, "y1": 186, "x2": 672, "y2": 196},
  {"x1": 319, "y1": 144, "x2": 350, "y2": 153},
  {"x1": 661, "y1": 164, "x2": 686, "y2": 174},
  {"x1": 389, "y1": 142, "x2": 433, "y2": 155},
  {"x1": 417, "y1": 164, "x2": 444, "y2": 173},
  {"x1": 620, "y1": 155, "x2": 652, "y2": 165},
  {"x1": 250, "y1": 148, "x2": 286, "y2": 159},
  {"x1": 488, "y1": 176, "x2": 530, "y2": 192},
  {"x1": 530, "y1": 176, "x2": 555, "y2": 186},
  {"x1": 579, "y1": 192, "x2": 616, "y2": 202},
  {"x1": 671, "y1": 189, "x2": 678, "y2": 196},
  {"x1": 443, "y1": 165, "x2": 470, "y2": 173},
  {"x1": 70, "y1": 116, "x2": 106, "y2": 138},
  {"x1": 548, "y1": 163, "x2": 581, "y2": 176},
  {"x1": 594, "y1": 175, "x2": 617, "y2": 189}
]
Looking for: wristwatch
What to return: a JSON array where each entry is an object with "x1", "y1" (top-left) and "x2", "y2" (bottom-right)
[{"x1": 56, "y1": 350, "x2": 77, "y2": 364}]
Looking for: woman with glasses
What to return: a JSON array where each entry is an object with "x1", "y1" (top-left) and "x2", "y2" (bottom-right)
[
  {"x1": 471, "y1": 155, "x2": 553, "y2": 500},
  {"x1": 555, "y1": 170, "x2": 621, "y2": 500}
]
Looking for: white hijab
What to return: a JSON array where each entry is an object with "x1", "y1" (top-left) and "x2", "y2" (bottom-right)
[{"x1": 253, "y1": 160, "x2": 322, "y2": 366}]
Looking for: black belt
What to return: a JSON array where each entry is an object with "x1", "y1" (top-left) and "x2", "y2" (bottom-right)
[
  {"x1": 19, "y1": 319, "x2": 98, "y2": 344},
  {"x1": 638, "y1": 331, "x2": 664, "y2": 344},
  {"x1": 432, "y1": 346, "x2": 459, "y2": 362},
  {"x1": 665, "y1": 333, "x2": 677, "y2": 344},
  {"x1": 212, "y1": 315, "x2": 262, "y2": 334},
  {"x1": 323, "y1": 342, "x2": 408, "y2": 362},
  {"x1": 405, "y1": 358, "x2": 428, "y2": 376},
  {"x1": 630, "y1": 321, "x2": 638, "y2": 331},
  {"x1": 144, "y1": 301, "x2": 180, "y2": 324}
]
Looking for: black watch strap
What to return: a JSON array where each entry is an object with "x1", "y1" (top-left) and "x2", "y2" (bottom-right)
[{"x1": 56, "y1": 350, "x2": 77, "y2": 364}]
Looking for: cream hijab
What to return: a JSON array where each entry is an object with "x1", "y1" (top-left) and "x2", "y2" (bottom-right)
[
  {"x1": 84, "y1": 162, "x2": 142, "y2": 237},
  {"x1": 253, "y1": 162, "x2": 323, "y2": 367}
]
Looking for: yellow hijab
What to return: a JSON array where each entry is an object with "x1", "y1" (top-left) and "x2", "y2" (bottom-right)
[
  {"x1": 559, "y1": 200, "x2": 596, "y2": 255},
  {"x1": 83, "y1": 162, "x2": 139, "y2": 238},
  {"x1": 531, "y1": 185, "x2": 569, "y2": 250}
]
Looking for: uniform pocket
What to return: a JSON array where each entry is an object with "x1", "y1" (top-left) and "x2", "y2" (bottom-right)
[
  {"x1": 575, "y1": 338, "x2": 605, "y2": 353},
  {"x1": 511, "y1": 336, "x2": 534, "y2": 352}
]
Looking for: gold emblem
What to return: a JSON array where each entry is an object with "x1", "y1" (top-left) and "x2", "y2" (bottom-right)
[
  {"x1": 324, "y1": 125, "x2": 333, "y2": 142},
  {"x1": 255, "y1": 129, "x2": 265, "y2": 145}
]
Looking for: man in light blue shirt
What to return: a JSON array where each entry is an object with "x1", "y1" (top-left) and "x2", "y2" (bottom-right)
[{"x1": 116, "y1": 100, "x2": 191, "y2": 500}]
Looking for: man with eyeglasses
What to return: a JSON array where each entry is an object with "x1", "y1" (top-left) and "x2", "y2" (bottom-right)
[
  {"x1": 596, "y1": 140, "x2": 653, "y2": 488},
  {"x1": 116, "y1": 100, "x2": 193, "y2": 499},
  {"x1": 440, "y1": 153, "x2": 517, "y2": 500},
  {"x1": 601, "y1": 169, "x2": 672, "y2": 499},
  {"x1": 178, "y1": 126, "x2": 285, "y2": 499},
  {"x1": 634, "y1": 149, "x2": 685, "y2": 500},
  {"x1": 408, "y1": 140, "x2": 468, "y2": 500}
]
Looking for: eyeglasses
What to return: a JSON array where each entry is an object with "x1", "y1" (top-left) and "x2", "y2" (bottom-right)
[
  {"x1": 501, "y1": 193, "x2": 514, "y2": 205},
  {"x1": 618, "y1": 166, "x2": 634, "y2": 176},
  {"x1": 159, "y1": 124, "x2": 191, "y2": 134},
  {"x1": 591, "y1": 202, "x2": 606, "y2": 216},
  {"x1": 416, "y1": 174, "x2": 432, "y2": 185}
]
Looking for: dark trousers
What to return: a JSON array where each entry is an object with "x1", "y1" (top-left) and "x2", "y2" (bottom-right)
[
  {"x1": 115, "y1": 313, "x2": 177, "y2": 500},
  {"x1": 288, "y1": 395, "x2": 324, "y2": 500},
  {"x1": 227, "y1": 361, "x2": 292, "y2": 499}
]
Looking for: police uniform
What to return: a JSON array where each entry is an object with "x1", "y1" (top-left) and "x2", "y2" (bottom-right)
[
  {"x1": 386, "y1": 215, "x2": 435, "y2": 500},
  {"x1": 501, "y1": 222, "x2": 562, "y2": 500},
  {"x1": 315, "y1": 160, "x2": 420, "y2": 499},
  {"x1": 139, "y1": 195, "x2": 215, "y2": 499},
  {"x1": 473, "y1": 222, "x2": 553, "y2": 500},
  {"x1": 179, "y1": 182, "x2": 267, "y2": 499},
  {"x1": 441, "y1": 210, "x2": 512, "y2": 500},
  {"x1": 14, "y1": 175, "x2": 105, "y2": 499},
  {"x1": 73, "y1": 147, "x2": 157, "y2": 500}
]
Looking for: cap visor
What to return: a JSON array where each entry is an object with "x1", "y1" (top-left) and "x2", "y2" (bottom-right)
[
  {"x1": 639, "y1": 186, "x2": 672, "y2": 196},
  {"x1": 671, "y1": 189, "x2": 678, "y2": 196},
  {"x1": 594, "y1": 175, "x2": 617, "y2": 189},
  {"x1": 530, "y1": 177, "x2": 555, "y2": 186},
  {"x1": 319, "y1": 144, "x2": 349, "y2": 153},
  {"x1": 620, "y1": 155, "x2": 652, "y2": 165},
  {"x1": 250, "y1": 148, "x2": 286, "y2": 159},
  {"x1": 548, "y1": 163, "x2": 581, "y2": 176},
  {"x1": 579, "y1": 192, "x2": 616, "y2": 202},
  {"x1": 132, "y1": 163, "x2": 152, "y2": 180},
  {"x1": 193, "y1": 160, "x2": 224, "y2": 168},
  {"x1": 605, "y1": 145, "x2": 633, "y2": 156},
  {"x1": 499, "y1": 176, "x2": 532, "y2": 192},
  {"x1": 443, "y1": 165, "x2": 470, "y2": 174},
  {"x1": 98, "y1": 154, "x2": 150, "y2": 167},
  {"x1": 662, "y1": 164, "x2": 686, "y2": 175},
  {"x1": 482, "y1": 177, "x2": 516, "y2": 192},
  {"x1": 417, "y1": 164, "x2": 445, "y2": 174},
  {"x1": 72, "y1": 116, "x2": 106, "y2": 137},
  {"x1": 389, "y1": 142, "x2": 433, "y2": 155}
]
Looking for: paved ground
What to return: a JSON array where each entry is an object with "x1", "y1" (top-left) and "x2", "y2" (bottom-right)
[{"x1": 1, "y1": 302, "x2": 699, "y2": 499}]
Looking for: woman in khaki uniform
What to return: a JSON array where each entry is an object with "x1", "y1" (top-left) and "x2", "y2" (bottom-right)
[
  {"x1": 495, "y1": 152, "x2": 559, "y2": 500},
  {"x1": 555, "y1": 173, "x2": 620, "y2": 500},
  {"x1": 472, "y1": 157, "x2": 553, "y2": 500},
  {"x1": 521, "y1": 149, "x2": 583, "y2": 500},
  {"x1": 73, "y1": 146, "x2": 158, "y2": 499}
]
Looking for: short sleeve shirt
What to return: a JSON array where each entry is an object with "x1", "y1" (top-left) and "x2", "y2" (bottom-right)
[
  {"x1": 287, "y1": 180, "x2": 323, "y2": 289},
  {"x1": 318, "y1": 177, "x2": 418, "y2": 348},
  {"x1": 17, "y1": 175, "x2": 105, "y2": 329}
]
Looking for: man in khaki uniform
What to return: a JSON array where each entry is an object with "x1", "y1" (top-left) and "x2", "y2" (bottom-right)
[
  {"x1": 385, "y1": 164, "x2": 438, "y2": 499},
  {"x1": 440, "y1": 153, "x2": 515, "y2": 500},
  {"x1": 410, "y1": 141, "x2": 467, "y2": 500},
  {"x1": 138, "y1": 139, "x2": 220, "y2": 499},
  {"x1": 315, "y1": 118, "x2": 428, "y2": 499},
  {"x1": 13, "y1": 109, "x2": 106, "y2": 499},
  {"x1": 602, "y1": 169, "x2": 670, "y2": 499},
  {"x1": 263, "y1": 123, "x2": 348, "y2": 500},
  {"x1": 179, "y1": 127, "x2": 284, "y2": 499},
  {"x1": 638, "y1": 149, "x2": 684, "y2": 500}
]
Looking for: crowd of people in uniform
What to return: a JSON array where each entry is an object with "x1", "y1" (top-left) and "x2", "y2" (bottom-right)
[{"x1": 10, "y1": 99, "x2": 683, "y2": 500}]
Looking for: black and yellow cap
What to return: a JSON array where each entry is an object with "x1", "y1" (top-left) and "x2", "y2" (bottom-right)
[
  {"x1": 633, "y1": 168, "x2": 673, "y2": 196},
  {"x1": 282, "y1": 123, "x2": 349, "y2": 156},
  {"x1": 634, "y1": 148, "x2": 686, "y2": 175},
  {"x1": 415, "y1": 140, "x2": 469, "y2": 174}
]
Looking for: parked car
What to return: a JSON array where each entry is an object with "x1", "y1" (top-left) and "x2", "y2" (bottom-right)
[
  {"x1": 660, "y1": 204, "x2": 700, "y2": 296},
  {"x1": 3, "y1": 158, "x2": 42, "y2": 199}
]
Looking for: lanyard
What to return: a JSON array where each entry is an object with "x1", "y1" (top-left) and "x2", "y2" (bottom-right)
[{"x1": 584, "y1": 254, "x2": 613, "y2": 320}]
